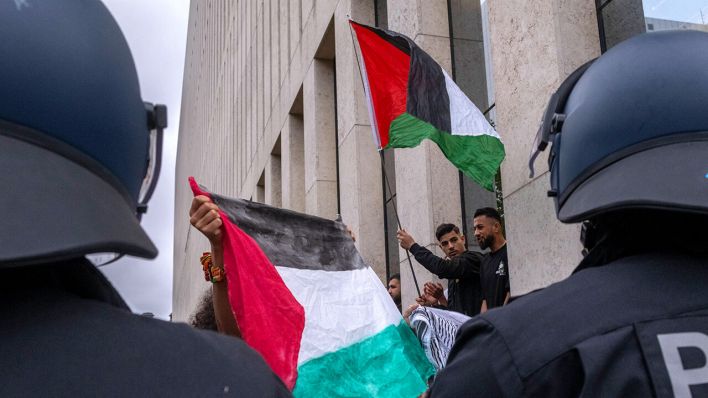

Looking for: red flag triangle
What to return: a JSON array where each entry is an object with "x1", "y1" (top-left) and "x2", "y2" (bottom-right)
[{"x1": 189, "y1": 177, "x2": 305, "y2": 390}]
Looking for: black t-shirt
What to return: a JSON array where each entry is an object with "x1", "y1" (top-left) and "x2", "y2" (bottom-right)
[{"x1": 480, "y1": 244, "x2": 509, "y2": 309}]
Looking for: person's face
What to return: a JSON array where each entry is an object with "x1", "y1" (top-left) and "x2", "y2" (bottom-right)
[
  {"x1": 438, "y1": 230, "x2": 466, "y2": 258},
  {"x1": 388, "y1": 278, "x2": 401, "y2": 303},
  {"x1": 473, "y1": 216, "x2": 496, "y2": 250}
]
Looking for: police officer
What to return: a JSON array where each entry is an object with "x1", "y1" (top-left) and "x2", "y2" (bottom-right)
[
  {"x1": 0, "y1": 2, "x2": 290, "y2": 396},
  {"x1": 429, "y1": 30, "x2": 708, "y2": 397}
]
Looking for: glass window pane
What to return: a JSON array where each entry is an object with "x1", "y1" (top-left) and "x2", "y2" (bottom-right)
[{"x1": 601, "y1": 0, "x2": 708, "y2": 51}]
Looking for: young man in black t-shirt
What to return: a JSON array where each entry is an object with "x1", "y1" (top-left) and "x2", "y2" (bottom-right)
[{"x1": 473, "y1": 207, "x2": 509, "y2": 313}]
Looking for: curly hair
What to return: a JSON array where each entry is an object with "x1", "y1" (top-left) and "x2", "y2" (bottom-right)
[{"x1": 189, "y1": 289, "x2": 218, "y2": 331}]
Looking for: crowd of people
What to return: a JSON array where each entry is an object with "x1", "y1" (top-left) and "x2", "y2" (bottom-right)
[{"x1": 395, "y1": 207, "x2": 509, "y2": 322}]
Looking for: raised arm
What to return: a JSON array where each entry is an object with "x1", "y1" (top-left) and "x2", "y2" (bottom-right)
[
  {"x1": 189, "y1": 195, "x2": 240, "y2": 337},
  {"x1": 398, "y1": 229, "x2": 481, "y2": 279}
]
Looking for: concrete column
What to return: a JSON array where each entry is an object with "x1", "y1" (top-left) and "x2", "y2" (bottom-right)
[
  {"x1": 303, "y1": 58, "x2": 338, "y2": 219},
  {"x1": 265, "y1": 153, "x2": 282, "y2": 207},
  {"x1": 281, "y1": 114, "x2": 306, "y2": 212},
  {"x1": 279, "y1": 0, "x2": 290, "y2": 88},
  {"x1": 333, "y1": 0, "x2": 387, "y2": 281},
  {"x1": 601, "y1": 0, "x2": 645, "y2": 49},
  {"x1": 487, "y1": 0, "x2": 601, "y2": 296},
  {"x1": 388, "y1": 0, "x2": 462, "y2": 308}
]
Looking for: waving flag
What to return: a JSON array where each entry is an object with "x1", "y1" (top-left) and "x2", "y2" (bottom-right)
[
  {"x1": 190, "y1": 178, "x2": 434, "y2": 397},
  {"x1": 350, "y1": 20, "x2": 504, "y2": 191}
]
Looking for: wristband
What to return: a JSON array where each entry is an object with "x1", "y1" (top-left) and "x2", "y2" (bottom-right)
[{"x1": 200, "y1": 252, "x2": 225, "y2": 283}]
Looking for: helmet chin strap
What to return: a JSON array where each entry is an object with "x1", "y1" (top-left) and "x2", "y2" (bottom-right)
[
  {"x1": 580, "y1": 220, "x2": 599, "y2": 256},
  {"x1": 137, "y1": 103, "x2": 168, "y2": 218}
]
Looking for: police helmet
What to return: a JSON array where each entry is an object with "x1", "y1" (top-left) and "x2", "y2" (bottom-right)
[
  {"x1": 0, "y1": 0, "x2": 166, "y2": 266},
  {"x1": 530, "y1": 30, "x2": 708, "y2": 223}
]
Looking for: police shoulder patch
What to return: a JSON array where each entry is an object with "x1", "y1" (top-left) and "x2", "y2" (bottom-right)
[{"x1": 636, "y1": 315, "x2": 708, "y2": 398}]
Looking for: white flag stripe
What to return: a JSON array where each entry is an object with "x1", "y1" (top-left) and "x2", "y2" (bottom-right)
[
  {"x1": 275, "y1": 266, "x2": 402, "y2": 365},
  {"x1": 442, "y1": 68, "x2": 500, "y2": 140}
]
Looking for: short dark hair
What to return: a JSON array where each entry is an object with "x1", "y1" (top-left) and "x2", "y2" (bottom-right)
[
  {"x1": 435, "y1": 223, "x2": 460, "y2": 241},
  {"x1": 388, "y1": 273, "x2": 400, "y2": 283},
  {"x1": 473, "y1": 207, "x2": 502, "y2": 223}
]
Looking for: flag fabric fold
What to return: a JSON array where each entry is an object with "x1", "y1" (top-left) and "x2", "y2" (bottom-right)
[
  {"x1": 189, "y1": 178, "x2": 434, "y2": 397},
  {"x1": 190, "y1": 177, "x2": 305, "y2": 390},
  {"x1": 350, "y1": 20, "x2": 504, "y2": 191}
]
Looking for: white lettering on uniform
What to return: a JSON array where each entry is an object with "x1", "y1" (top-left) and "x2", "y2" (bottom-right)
[
  {"x1": 657, "y1": 332, "x2": 708, "y2": 398},
  {"x1": 14, "y1": 0, "x2": 30, "y2": 10}
]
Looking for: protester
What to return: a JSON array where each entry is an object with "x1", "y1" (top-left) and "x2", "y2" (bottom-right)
[
  {"x1": 188, "y1": 185, "x2": 434, "y2": 395},
  {"x1": 397, "y1": 224, "x2": 483, "y2": 316},
  {"x1": 430, "y1": 30, "x2": 708, "y2": 396},
  {"x1": 190, "y1": 195, "x2": 241, "y2": 337},
  {"x1": 0, "y1": 2, "x2": 291, "y2": 395},
  {"x1": 473, "y1": 207, "x2": 509, "y2": 313},
  {"x1": 190, "y1": 195, "x2": 362, "y2": 334},
  {"x1": 387, "y1": 273, "x2": 402, "y2": 312}
]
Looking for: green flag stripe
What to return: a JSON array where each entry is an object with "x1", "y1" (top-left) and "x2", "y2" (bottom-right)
[
  {"x1": 293, "y1": 321, "x2": 435, "y2": 398},
  {"x1": 387, "y1": 112, "x2": 505, "y2": 191}
]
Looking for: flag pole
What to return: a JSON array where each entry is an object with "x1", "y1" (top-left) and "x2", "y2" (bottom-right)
[
  {"x1": 380, "y1": 150, "x2": 422, "y2": 298},
  {"x1": 349, "y1": 19, "x2": 423, "y2": 298}
]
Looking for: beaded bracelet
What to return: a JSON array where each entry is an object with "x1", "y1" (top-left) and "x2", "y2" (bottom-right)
[{"x1": 200, "y1": 252, "x2": 225, "y2": 283}]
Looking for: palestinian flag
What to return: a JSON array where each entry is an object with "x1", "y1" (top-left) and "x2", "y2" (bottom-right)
[
  {"x1": 350, "y1": 21, "x2": 504, "y2": 191},
  {"x1": 189, "y1": 178, "x2": 434, "y2": 397}
]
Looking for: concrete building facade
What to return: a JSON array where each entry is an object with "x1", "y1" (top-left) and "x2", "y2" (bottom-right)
[{"x1": 173, "y1": 0, "x2": 707, "y2": 321}]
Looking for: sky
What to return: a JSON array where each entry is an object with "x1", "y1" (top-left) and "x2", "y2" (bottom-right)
[
  {"x1": 643, "y1": 0, "x2": 708, "y2": 23},
  {"x1": 99, "y1": 0, "x2": 190, "y2": 320}
]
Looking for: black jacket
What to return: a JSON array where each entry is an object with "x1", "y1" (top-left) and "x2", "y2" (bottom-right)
[
  {"x1": 410, "y1": 244, "x2": 483, "y2": 316},
  {"x1": 429, "y1": 252, "x2": 708, "y2": 397},
  {"x1": 0, "y1": 260, "x2": 292, "y2": 397}
]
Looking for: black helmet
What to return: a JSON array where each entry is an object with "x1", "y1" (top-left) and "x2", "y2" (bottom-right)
[
  {"x1": 0, "y1": 1, "x2": 167, "y2": 266},
  {"x1": 530, "y1": 30, "x2": 708, "y2": 223}
]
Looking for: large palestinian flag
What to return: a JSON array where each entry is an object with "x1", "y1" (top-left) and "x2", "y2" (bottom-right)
[
  {"x1": 350, "y1": 21, "x2": 504, "y2": 191},
  {"x1": 189, "y1": 178, "x2": 434, "y2": 397}
]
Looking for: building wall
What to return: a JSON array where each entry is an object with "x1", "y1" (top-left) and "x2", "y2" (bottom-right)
[
  {"x1": 487, "y1": 0, "x2": 600, "y2": 296},
  {"x1": 174, "y1": 0, "x2": 387, "y2": 322},
  {"x1": 174, "y1": 0, "x2": 606, "y2": 321}
]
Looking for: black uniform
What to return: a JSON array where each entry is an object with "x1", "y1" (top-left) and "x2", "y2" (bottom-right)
[
  {"x1": 429, "y1": 251, "x2": 708, "y2": 397},
  {"x1": 409, "y1": 244, "x2": 483, "y2": 316},
  {"x1": 0, "y1": 260, "x2": 292, "y2": 397}
]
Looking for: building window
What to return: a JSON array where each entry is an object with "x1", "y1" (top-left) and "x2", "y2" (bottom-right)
[{"x1": 597, "y1": 0, "x2": 708, "y2": 52}]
